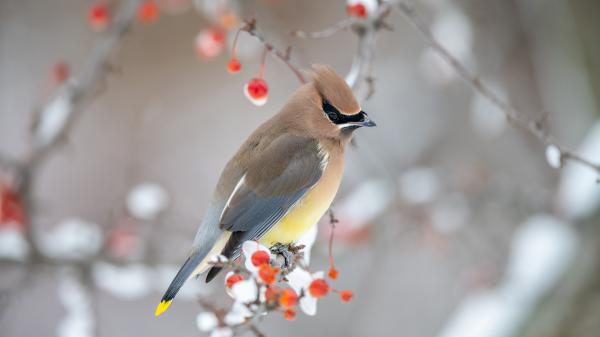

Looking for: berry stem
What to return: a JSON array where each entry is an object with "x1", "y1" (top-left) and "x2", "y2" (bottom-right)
[
  {"x1": 258, "y1": 46, "x2": 268, "y2": 79},
  {"x1": 231, "y1": 27, "x2": 242, "y2": 59},
  {"x1": 328, "y1": 209, "x2": 339, "y2": 278}
]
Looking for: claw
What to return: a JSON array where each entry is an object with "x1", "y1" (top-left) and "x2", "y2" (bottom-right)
[{"x1": 269, "y1": 243, "x2": 304, "y2": 276}]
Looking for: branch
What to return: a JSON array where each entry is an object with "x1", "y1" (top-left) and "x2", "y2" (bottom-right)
[
  {"x1": 29, "y1": 0, "x2": 141, "y2": 167},
  {"x1": 0, "y1": 0, "x2": 143, "y2": 266},
  {"x1": 249, "y1": 324, "x2": 266, "y2": 337},
  {"x1": 290, "y1": 19, "x2": 354, "y2": 39},
  {"x1": 291, "y1": 4, "x2": 393, "y2": 101},
  {"x1": 396, "y1": 1, "x2": 600, "y2": 174},
  {"x1": 241, "y1": 19, "x2": 307, "y2": 84},
  {"x1": 346, "y1": 3, "x2": 392, "y2": 100}
]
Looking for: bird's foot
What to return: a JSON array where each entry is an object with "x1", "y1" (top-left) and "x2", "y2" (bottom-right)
[{"x1": 270, "y1": 242, "x2": 305, "y2": 277}]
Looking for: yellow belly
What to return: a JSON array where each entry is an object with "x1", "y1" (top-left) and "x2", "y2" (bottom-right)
[{"x1": 260, "y1": 164, "x2": 342, "y2": 246}]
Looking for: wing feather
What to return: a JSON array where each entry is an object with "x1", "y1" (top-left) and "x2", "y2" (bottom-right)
[{"x1": 218, "y1": 135, "x2": 325, "y2": 259}]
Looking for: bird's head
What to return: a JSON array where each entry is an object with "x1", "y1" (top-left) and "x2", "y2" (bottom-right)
[{"x1": 280, "y1": 65, "x2": 376, "y2": 142}]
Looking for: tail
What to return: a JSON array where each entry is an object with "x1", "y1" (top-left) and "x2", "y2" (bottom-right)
[
  {"x1": 154, "y1": 252, "x2": 204, "y2": 316},
  {"x1": 154, "y1": 231, "x2": 231, "y2": 316},
  {"x1": 205, "y1": 231, "x2": 245, "y2": 283}
]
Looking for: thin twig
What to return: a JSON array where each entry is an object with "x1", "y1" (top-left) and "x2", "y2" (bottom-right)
[
  {"x1": 249, "y1": 324, "x2": 266, "y2": 337},
  {"x1": 293, "y1": 4, "x2": 392, "y2": 99},
  {"x1": 327, "y1": 209, "x2": 339, "y2": 275},
  {"x1": 290, "y1": 19, "x2": 354, "y2": 39},
  {"x1": 241, "y1": 19, "x2": 307, "y2": 84},
  {"x1": 396, "y1": 1, "x2": 600, "y2": 174}
]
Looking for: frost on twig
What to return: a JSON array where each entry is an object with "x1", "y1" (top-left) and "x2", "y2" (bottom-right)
[
  {"x1": 195, "y1": 240, "x2": 353, "y2": 337},
  {"x1": 239, "y1": 19, "x2": 307, "y2": 85}
]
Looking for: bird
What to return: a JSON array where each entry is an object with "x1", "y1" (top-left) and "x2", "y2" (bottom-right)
[{"x1": 155, "y1": 64, "x2": 376, "y2": 316}]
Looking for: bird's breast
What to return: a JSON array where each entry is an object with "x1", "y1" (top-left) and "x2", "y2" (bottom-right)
[{"x1": 260, "y1": 148, "x2": 344, "y2": 246}]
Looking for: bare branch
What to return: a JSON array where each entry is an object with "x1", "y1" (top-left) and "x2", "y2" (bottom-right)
[
  {"x1": 241, "y1": 19, "x2": 307, "y2": 84},
  {"x1": 322, "y1": 4, "x2": 392, "y2": 99},
  {"x1": 5, "y1": 0, "x2": 143, "y2": 264},
  {"x1": 249, "y1": 324, "x2": 266, "y2": 337},
  {"x1": 290, "y1": 19, "x2": 354, "y2": 39},
  {"x1": 29, "y1": 0, "x2": 141, "y2": 167},
  {"x1": 396, "y1": 1, "x2": 600, "y2": 174}
]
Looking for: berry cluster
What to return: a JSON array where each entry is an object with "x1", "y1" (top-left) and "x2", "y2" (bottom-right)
[{"x1": 197, "y1": 241, "x2": 353, "y2": 336}]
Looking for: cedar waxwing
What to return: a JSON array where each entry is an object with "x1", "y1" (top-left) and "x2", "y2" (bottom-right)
[{"x1": 155, "y1": 65, "x2": 376, "y2": 316}]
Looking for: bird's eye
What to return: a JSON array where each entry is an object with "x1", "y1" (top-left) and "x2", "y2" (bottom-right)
[{"x1": 322, "y1": 99, "x2": 341, "y2": 123}]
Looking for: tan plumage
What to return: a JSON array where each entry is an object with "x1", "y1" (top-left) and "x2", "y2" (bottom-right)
[{"x1": 155, "y1": 65, "x2": 375, "y2": 316}]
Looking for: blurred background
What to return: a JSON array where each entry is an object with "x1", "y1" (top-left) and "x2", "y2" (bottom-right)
[{"x1": 1, "y1": 0, "x2": 599, "y2": 336}]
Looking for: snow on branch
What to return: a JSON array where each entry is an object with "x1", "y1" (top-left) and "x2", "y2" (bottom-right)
[{"x1": 194, "y1": 240, "x2": 353, "y2": 337}]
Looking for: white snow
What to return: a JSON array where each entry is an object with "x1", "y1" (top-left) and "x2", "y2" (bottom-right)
[
  {"x1": 437, "y1": 214, "x2": 577, "y2": 337},
  {"x1": 287, "y1": 268, "x2": 325, "y2": 316},
  {"x1": 557, "y1": 121, "x2": 600, "y2": 220},
  {"x1": 92, "y1": 262, "x2": 152, "y2": 299},
  {"x1": 196, "y1": 312, "x2": 218, "y2": 332},
  {"x1": 57, "y1": 269, "x2": 94, "y2": 337},
  {"x1": 399, "y1": 167, "x2": 440, "y2": 204},
  {"x1": 230, "y1": 279, "x2": 258, "y2": 303},
  {"x1": 223, "y1": 301, "x2": 253, "y2": 326},
  {"x1": 210, "y1": 327, "x2": 233, "y2": 337},
  {"x1": 338, "y1": 178, "x2": 395, "y2": 227},
  {"x1": 545, "y1": 145, "x2": 562, "y2": 169},
  {"x1": 0, "y1": 228, "x2": 29, "y2": 261},
  {"x1": 126, "y1": 183, "x2": 169, "y2": 220},
  {"x1": 35, "y1": 92, "x2": 73, "y2": 147},
  {"x1": 40, "y1": 218, "x2": 102, "y2": 260}
]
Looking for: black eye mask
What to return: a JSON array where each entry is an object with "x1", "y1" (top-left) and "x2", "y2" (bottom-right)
[{"x1": 322, "y1": 99, "x2": 364, "y2": 125}]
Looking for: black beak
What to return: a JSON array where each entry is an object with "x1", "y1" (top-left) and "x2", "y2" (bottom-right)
[{"x1": 358, "y1": 111, "x2": 376, "y2": 127}]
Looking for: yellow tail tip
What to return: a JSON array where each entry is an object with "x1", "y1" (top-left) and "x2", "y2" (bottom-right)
[{"x1": 155, "y1": 300, "x2": 172, "y2": 317}]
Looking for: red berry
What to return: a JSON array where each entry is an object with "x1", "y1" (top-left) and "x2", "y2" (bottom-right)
[
  {"x1": 88, "y1": 3, "x2": 109, "y2": 31},
  {"x1": 106, "y1": 227, "x2": 138, "y2": 258},
  {"x1": 0, "y1": 185, "x2": 25, "y2": 229},
  {"x1": 308, "y1": 279, "x2": 330, "y2": 298},
  {"x1": 347, "y1": 3, "x2": 367, "y2": 18},
  {"x1": 52, "y1": 62, "x2": 70, "y2": 85},
  {"x1": 218, "y1": 11, "x2": 238, "y2": 30},
  {"x1": 226, "y1": 273, "x2": 244, "y2": 288},
  {"x1": 279, "y1": 288, "x2": 298, "y2": 309},
  {"x1": 283, "y1": 309, "x2": 296, "y2": 321},
  {"x1": 339, "y1": 290, "x2": 354, "y2": 302},
  {"x1": 137, "y1": 0, "x2": 160, "y2": 24},
  {"x1": 244, "y1": 78, "x2": 269, "y2": 106},
  {"x1": 265, "y1": 286, "x2": 280, "y2": 304},
  {"x1": 227, "y1": 59, "x2": 242, "y2": 74},
  {"x1": 251, "y1": 250, "x2": 270, "y2": 267},
  {"x1": 328, "y1": 267, "x2": 338, "y2": 280},
  {"x1": 195, "y1": 28, "x2": 226, "y2": 59},
  {"x1": 258, "y1": 264, "x2": 279, "y2": 285}
]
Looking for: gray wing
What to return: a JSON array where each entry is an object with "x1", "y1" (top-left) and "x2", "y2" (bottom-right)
[{"x1": 218, "y1": 135, "x2": 325, "y2": 257}]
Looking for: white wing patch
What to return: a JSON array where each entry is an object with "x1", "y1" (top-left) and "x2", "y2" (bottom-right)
[{"x1": 219, "y1": 174, "x2": 246, "y2": 221}]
